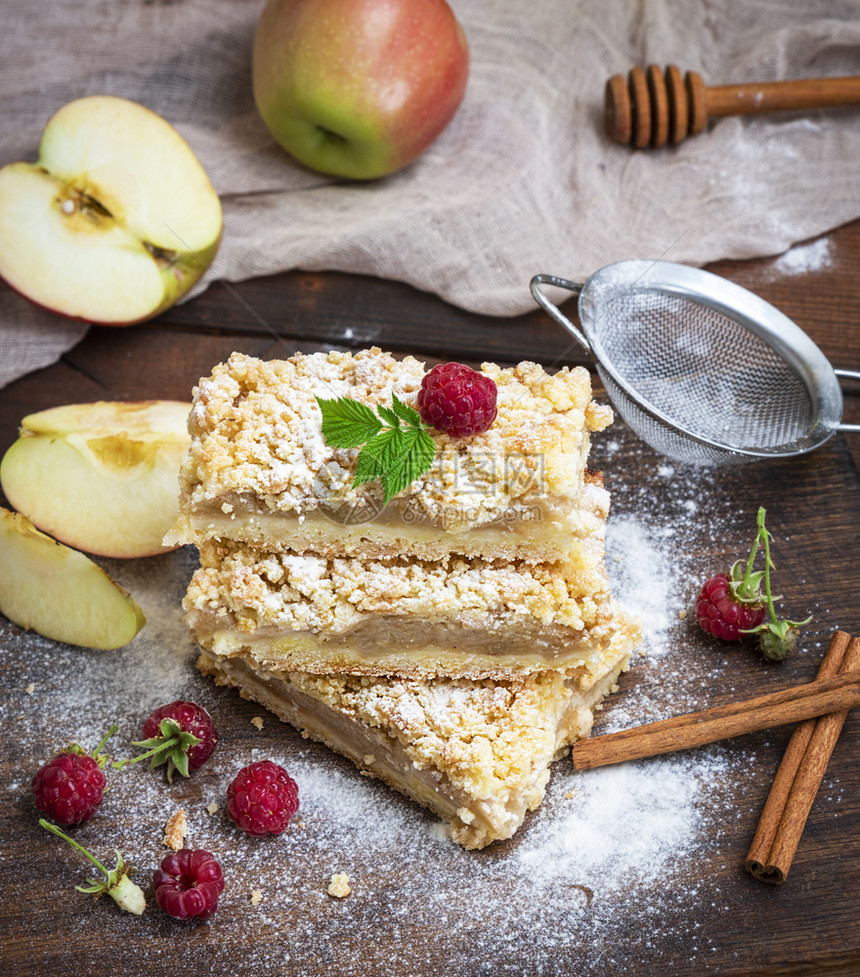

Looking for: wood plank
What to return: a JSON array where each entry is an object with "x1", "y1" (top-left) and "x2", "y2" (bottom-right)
[{"x1": 0, "y1": 220, "x2": 859, "y2": 977}]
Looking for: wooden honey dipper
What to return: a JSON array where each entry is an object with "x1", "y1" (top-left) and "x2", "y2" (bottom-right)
[{"x1": 605, "y1": 65, "x2": 860, "y2": 148}]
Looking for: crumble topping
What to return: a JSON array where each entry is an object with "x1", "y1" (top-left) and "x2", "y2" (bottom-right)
[{"x1": 172, "y1": 349, "x2": 613, "y2": 536}]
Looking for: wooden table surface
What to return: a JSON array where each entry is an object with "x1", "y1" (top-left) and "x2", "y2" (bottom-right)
[{"x1": 1, "y1": 221, "x2": 859, "y2": 977}]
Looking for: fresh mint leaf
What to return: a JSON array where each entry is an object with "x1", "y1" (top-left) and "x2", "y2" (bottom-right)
[
  {"x1": 316, "y1": 396, "x2": 381, "y2": 448},
  {"x1": 352, "y1": 426, "x2": 399, "y2": 486},
  {"x1": 390, "y1": 394, "x2": 422, "y2": 427},
  {"x1": 380, "y1": 426, "x2": 436, "y2": 502},
  {"x1": 316, "y1": 392, "x2": 437, "y2": 502},
  {"x1": 375, "y1": 403, "x2": 401, "y2": 428}
]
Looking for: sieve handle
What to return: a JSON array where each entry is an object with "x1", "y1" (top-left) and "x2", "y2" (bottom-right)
[
  {"x1": 835, "y1": 369, "x2": 860, "y2": 433},
  {"x1": 529, "y1": 275, "x2": 593, "y2": 355}
]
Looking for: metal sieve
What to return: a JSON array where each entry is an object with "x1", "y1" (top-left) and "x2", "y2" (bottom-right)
[{"x1": 530, "y1": 261, "x2": 860, "y2": 466}]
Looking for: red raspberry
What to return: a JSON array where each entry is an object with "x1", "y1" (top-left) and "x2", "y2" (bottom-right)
[
  {"x1": 32, "y1": 751, "x2": 107, "y2": 826},
  {"x1": 227, "y1": 760, "x2": 299, "y2": 837},
  {"x1": 416, "y1": 362, "x2": 498, "y2": 438},
  {"x1": 696, "y1": 573, "x2": 766, "y2": 640},
  {"x1": 153, "y1": 848, "x2": 224, "y2": 920},
  {"x1": 131, "y1": 700, "x2": 218, "y2": 782},
  {"x1": 32, "y1": 726, "x2": 115, "y2": 825}
]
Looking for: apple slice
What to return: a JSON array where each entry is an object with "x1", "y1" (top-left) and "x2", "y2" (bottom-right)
[
  {"x1": 1, "y1": 400, "x2": 191, "y2": 559},
  {"x1": 0, "y1": 95, "x2": 222, "y2": 325},
  {"x1": 0, "y1": 508, "x2": 145, "y2": 650}
]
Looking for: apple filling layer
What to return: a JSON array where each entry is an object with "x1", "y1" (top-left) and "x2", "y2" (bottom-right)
[
  {"x1": 165, "y1": 349, "x2": 613, "y2": 562},
  {"x1": 185, "y1": 539, "x2": 617, "y2": 680},
  {"x1": 168, "y1": 475, "x2": 609, "y2": 564},
  {"x1": 197, "y1": 619, "x2": 637, "y2": 850}
]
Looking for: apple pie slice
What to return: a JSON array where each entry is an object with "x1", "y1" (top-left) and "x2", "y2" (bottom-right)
[
  {"x1": 197, "y1": 616, "x2": 638, "y2": 849},
  {"x1": 165, "y1": 348, "x2": 613, "y2": 563},
  {"x1": 184, "y1": 529, "x2": 620, "y2": 680}
]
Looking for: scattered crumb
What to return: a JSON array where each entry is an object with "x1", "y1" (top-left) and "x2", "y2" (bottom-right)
[
  {"x1": 564, "y1": 789, "x2": 578, "y2": 800},
  {"x1": 25, "y1": 683, "x2": 35, "y2": 695},
  {"x1": 678, "y1": 609, "x2": 688, "y2": 620},
  {"x1": 251, "y1": 716, "x2": 264, "y2": 730},
  {"x1": 250, "y1": 889, "x2": 264, "y2": 906},
  {"x1": 162, "y1": 808, "x2": 187, "y2": 850},
  {"x1": 571, "y1": 883, "x2": 594, "y2": 908},
  {"x1": 327, "y1": 873, "x2": 351, "y2": 899},
  {"x1": 206, "y1": 802, "x2": 219, "y2": 816}
]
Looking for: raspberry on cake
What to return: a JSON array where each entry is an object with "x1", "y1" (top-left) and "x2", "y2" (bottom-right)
[
  {"x1": 165, "y1": 348, "x2": 613, "y2": 564},
  {"x1": 417, "y1": 362, "x2": 498, "y2": 437}
]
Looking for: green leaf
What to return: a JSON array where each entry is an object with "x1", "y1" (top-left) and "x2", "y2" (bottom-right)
[
  {"x1": 353, "y1": 427, "x2": 398, "y2": 487},
  {"x1": 381, "y1": 427, "x2": 436, "y2": 503},
  {"x1": 375, "y1": 404, "x2": 401, "y2": 428},
  {"x1": 316, "y1": 396, "x2": 381, "y2": 448},
  {"x1": 390, "y1": 394, "x2": 423, "y2": 427},
  {"x1": 318, "y1": 392, "x2": 436, "y2": 502}
]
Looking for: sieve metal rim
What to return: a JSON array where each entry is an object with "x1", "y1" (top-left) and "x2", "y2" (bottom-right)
[{"x1": 530, "y1": 261, "x2": 849, "y2": 460}]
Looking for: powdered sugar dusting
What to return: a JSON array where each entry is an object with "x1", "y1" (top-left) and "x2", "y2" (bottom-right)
[
  {"x1": 0, "y1": 431, "x2": 794, "y2": 975},
  {"x1": 772, "y1": 236, "x2": 832, "y2": 277}
]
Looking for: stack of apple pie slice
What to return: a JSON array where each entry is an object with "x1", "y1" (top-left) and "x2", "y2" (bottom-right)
[{"x1": 169, "y1": 348, "x2": 639, "y2": 849}]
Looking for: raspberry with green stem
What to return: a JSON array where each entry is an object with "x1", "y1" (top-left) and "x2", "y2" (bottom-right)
[
  {"x1": 40, "y1": 818, "x2": 145, "y2": 914},
  {"x1": 32, "y1": 724, "x2": 117, "y2": 825},
  {"x1": 113, "y1": 700, "x2": 218, "y2": 783},
  {"x1": 744, "y1": 507, "x2": 812, "y2": 662},
  {"x1": 696, "y1": 507, "x2": 810, "y2": 660}
]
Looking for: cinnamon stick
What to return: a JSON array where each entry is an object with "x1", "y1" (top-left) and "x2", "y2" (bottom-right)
[
  {"x1": 746, "y1": 633, "x2": 860, "y2": 884},
  {"x1": 571, "y1": 668, "x2": 860, "y2": 771}
]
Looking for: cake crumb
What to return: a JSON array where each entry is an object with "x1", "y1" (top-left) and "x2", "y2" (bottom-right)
[
  {"x1": 564, "y1": 789, "x2": 578, "y2": 800},
  {"x1": 250, "y1": 716, "x2": 264, "y2": 730},
  {"x1": 250, "y1": 889, "x2": 264, "y2": 906},
  {"x1": 362, "y1": 754, "x2": 376, "y2": 765},
  {"x1": 24, "y1": 683, "x2": 35, "y2": 695},
  {"x1": 327, "y1": 873, "x2": 351, "y2": 899},
  {"x1": 206, "y1": 801, "x2": 219, "y2": 816},
  {"x1": 678, "y1": 609, "x2": 688, "y2": 620},
  {"x1": 163, "y1": 808, "x2": 187, "y2": 850}
]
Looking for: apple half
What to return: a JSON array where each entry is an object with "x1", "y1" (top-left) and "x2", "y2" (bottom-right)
[
  {"x1": 0, "y1": 508, "x2": 145, "y2": 650},
  {"x1": 1, "y1": 400, "x2": 191, "y2": 559},
  {"x1": 0, "y1": 96, "x2": 222, "y2": 325}
]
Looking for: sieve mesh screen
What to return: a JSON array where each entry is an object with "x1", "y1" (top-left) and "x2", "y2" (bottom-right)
[{"x1": 587, "y1": 288, "x2": 815, "y2": 455}]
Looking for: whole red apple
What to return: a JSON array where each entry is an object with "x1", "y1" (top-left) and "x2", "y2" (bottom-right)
[{"x1": 252, "y1": 0, "x2": 469, "y2": 180}]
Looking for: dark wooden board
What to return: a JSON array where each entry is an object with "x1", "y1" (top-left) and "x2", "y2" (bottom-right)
[{"x1": 1, "y1": 223, "x2": 860, "y2": 977}]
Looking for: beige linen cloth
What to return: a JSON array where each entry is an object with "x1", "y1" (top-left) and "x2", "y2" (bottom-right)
[{"x1": 2, "y1": 0, "x2": 859, "y2": 389}]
